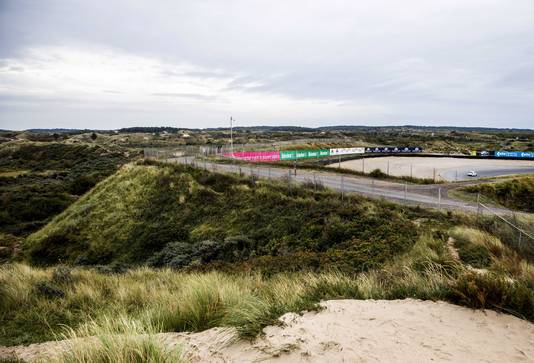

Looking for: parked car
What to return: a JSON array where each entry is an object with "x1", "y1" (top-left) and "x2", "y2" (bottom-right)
[{"x1": 467, "y1": 170, "x2": 478, "y2": 177}]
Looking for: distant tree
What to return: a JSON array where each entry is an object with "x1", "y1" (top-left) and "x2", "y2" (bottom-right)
[
  {"x1": 53, "y1": 133, "x2": 60, "y2": 141},
  {"x1": 90, "y1": 132, "x2": 97, "y2": 141}
]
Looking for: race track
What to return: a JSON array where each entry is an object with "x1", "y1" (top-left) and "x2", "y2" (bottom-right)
[
  {"x1": 333, "y1": 156, "x2": 534, "y2": 181},
  {"x1": 168, "y1": 157, "x2": 531, "y2": 217}
]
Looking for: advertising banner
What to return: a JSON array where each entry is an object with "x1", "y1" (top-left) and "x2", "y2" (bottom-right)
[
  {"x1": 223, "y1": 151, "x2": 280, "y2": 162},
  {"x1": 495, "y1": 151, "x2": 534, "y2": 159},
  {"x1": 364, "y1": 146, "x2": 423, "y2": 153},
  {"x1": 329, "y1": 147, "x2": 365, "y2": 156},
  {"x1": 280, "y1": 150, "x2": 296, "y2": 161}
]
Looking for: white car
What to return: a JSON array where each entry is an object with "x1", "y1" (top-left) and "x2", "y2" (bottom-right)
[{"x1": 467, "y1": 170, "x2": 478, "y2": 177}]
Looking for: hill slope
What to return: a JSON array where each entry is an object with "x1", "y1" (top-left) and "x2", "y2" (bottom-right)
[
  {"x1": 24, "y1": 161, "x2": 434, "y2": 271},
  {"x1": 460, "y1": 176, "x2": 534, "y2": 213}
]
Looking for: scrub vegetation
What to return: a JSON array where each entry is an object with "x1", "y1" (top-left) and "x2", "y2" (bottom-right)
[
  {"x1": 0, "y1": 141, "x2": 137, "y2": 262},
  {"x1": 460, "y1": 176, "x2": 534, "y2": 213},
  {"x1": 1, "y1": 129, "x2": 533, "y2": 361},
  {"x1": 23, "y1": 160, "x2": 427, "y2": 271}
]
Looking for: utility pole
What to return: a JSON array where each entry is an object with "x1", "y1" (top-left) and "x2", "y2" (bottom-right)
[
  {"x1": 387, "y1": 161, "x2": 390, "y2": 176},
  {"x1": 362, "y1": 158, "x2": 365, "y2": 173},
  {"x1": 404, "y1": 182, "x2": 407, "y2": 202},
  {"x1": 438, "y1": 187, "x2": 441, "y2": 210},
  {"x1": 230, "y1": 116, "x2": 234, "y2": 158},
  {"x1": 410, "y1": 164, "x2": 413, "y2": 179}
]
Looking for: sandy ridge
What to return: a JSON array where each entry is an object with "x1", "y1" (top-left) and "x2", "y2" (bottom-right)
[{"x1": 2, "y1": 299, "x2": 534, "y2": 362}]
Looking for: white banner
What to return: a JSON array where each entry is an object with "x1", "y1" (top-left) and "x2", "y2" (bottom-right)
[{"x1": 329, "y1": 147, "x2": 365, "y2": 156}]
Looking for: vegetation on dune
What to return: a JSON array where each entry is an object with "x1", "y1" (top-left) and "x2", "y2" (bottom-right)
[
  {"x1": 460, "y1": 176, "x2": 534, "y2": 213},
  {"x1": 3, "y1": 228, "x2": 534, "y2": 348},
  {"x1": 2, "y1": 133, "x2": 534, "y2": 359},
  {"x1": 24, "y1": 160, "x2": 432, "y2": 271},
  {"x1": 0, "y1": 142, "x2": 137, "y2": 261}
]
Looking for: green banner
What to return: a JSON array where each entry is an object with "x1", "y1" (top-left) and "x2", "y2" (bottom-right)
[
  {"x1": 281, "y1": 149, "x2": 330, "y2": 161},
  {"x1": 280, "y1": 150, "x2": 296, "y2": 160}
]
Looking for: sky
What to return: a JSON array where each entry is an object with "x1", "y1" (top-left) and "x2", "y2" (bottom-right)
[{"x1": 0, "y1": 0, "x2": 533, "y2": 130}]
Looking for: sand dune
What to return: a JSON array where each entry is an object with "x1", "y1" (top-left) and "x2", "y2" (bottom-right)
[{"x1": 3, "y1": 299, "x2": 534, "y2": 362}]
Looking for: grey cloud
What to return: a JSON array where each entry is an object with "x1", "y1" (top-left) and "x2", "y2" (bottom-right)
[
  {"x1": 151, "y1": 92, "x2": 218, "y2": 101},
  {"x1": 0, "y1": 0, "x2": 533, "y2": 129}
]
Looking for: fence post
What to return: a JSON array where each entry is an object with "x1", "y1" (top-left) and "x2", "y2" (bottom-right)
[
  {"x1": 288, "y1": 169, "x2": 292, "y2": 194},
  {"x1": 477, "y1": 192, "x2": 480, "y2": 220},
  {"x1": 314, "y1": 173, "x2": 317, "y2": 192},
  {"x1": 404, "y1": 182, "x2": 407, "y2": 202},
  {"x1": 341, "y1": 175, "x2": 344, "y2": 201},
  {"x1": 438, "y1": 187, "x2": 441, "y2": 210}
]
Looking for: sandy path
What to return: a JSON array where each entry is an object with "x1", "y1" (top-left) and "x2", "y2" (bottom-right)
[{"x1": 3, "y1": 299, "x2": 534, "y2": 362}]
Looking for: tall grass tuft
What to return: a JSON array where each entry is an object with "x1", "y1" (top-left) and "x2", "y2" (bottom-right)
[{"x1": 49, "y1": 318, "x2": 182, "y2": 363}]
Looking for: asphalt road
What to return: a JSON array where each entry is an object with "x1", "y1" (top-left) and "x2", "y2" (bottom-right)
[
  {"x1": 168, "y1": 157, "x2": 529, "y2": 217},
  {"x1": 441, "y1": 167, "x2": 534, "y2": 181}
]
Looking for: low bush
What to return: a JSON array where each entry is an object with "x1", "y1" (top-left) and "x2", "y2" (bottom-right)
[
  {"x1": 458, "y1": 244, "x2": 491, "y2": 268},
  {"x1": 450, "y1": 272, "x2": 534, "y2": 320},
  {"x1": 462, "y1": 176, "x2": 534, "y2": 213}
]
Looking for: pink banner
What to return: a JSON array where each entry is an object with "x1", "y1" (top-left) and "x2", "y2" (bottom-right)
[{"x1": 223, "y1": 151, "x2": 280, "y2": 162}]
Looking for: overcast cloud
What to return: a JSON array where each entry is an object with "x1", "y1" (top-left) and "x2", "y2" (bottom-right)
[{"x1": 0, "y1": 0, "x2": 533, "y2": 130}]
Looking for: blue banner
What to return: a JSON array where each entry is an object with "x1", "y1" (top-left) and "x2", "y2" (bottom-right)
[{"x1": 495, "y1": 150, "x2": 534, "y2": 159}]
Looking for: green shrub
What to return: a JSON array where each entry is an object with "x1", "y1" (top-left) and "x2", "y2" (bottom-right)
[
  {"x1": 458, "y1": 244, "x2": 491, "y2": 268},
  {"x1": 450, "y1": 272, "x2": 534, "y2": 320},
  {"x1": 369, "y1": 168, "x2": 387, "y2": 178}
]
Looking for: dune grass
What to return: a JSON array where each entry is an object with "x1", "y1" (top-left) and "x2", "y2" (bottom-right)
[
  {"x1": 47, "y1": 320, "x2": 182, "y2": 363},
  {"x1": 4, "y1": 230, "x2": 534, "y2": 349}
]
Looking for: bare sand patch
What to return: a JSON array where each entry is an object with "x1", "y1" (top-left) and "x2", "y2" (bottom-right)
[
  {"x1": 3, "y1": 299, "x2": 534, "y2": 362},
  {"x1": 333, "y1": 156, "x2": 534, "y2": 181}
]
